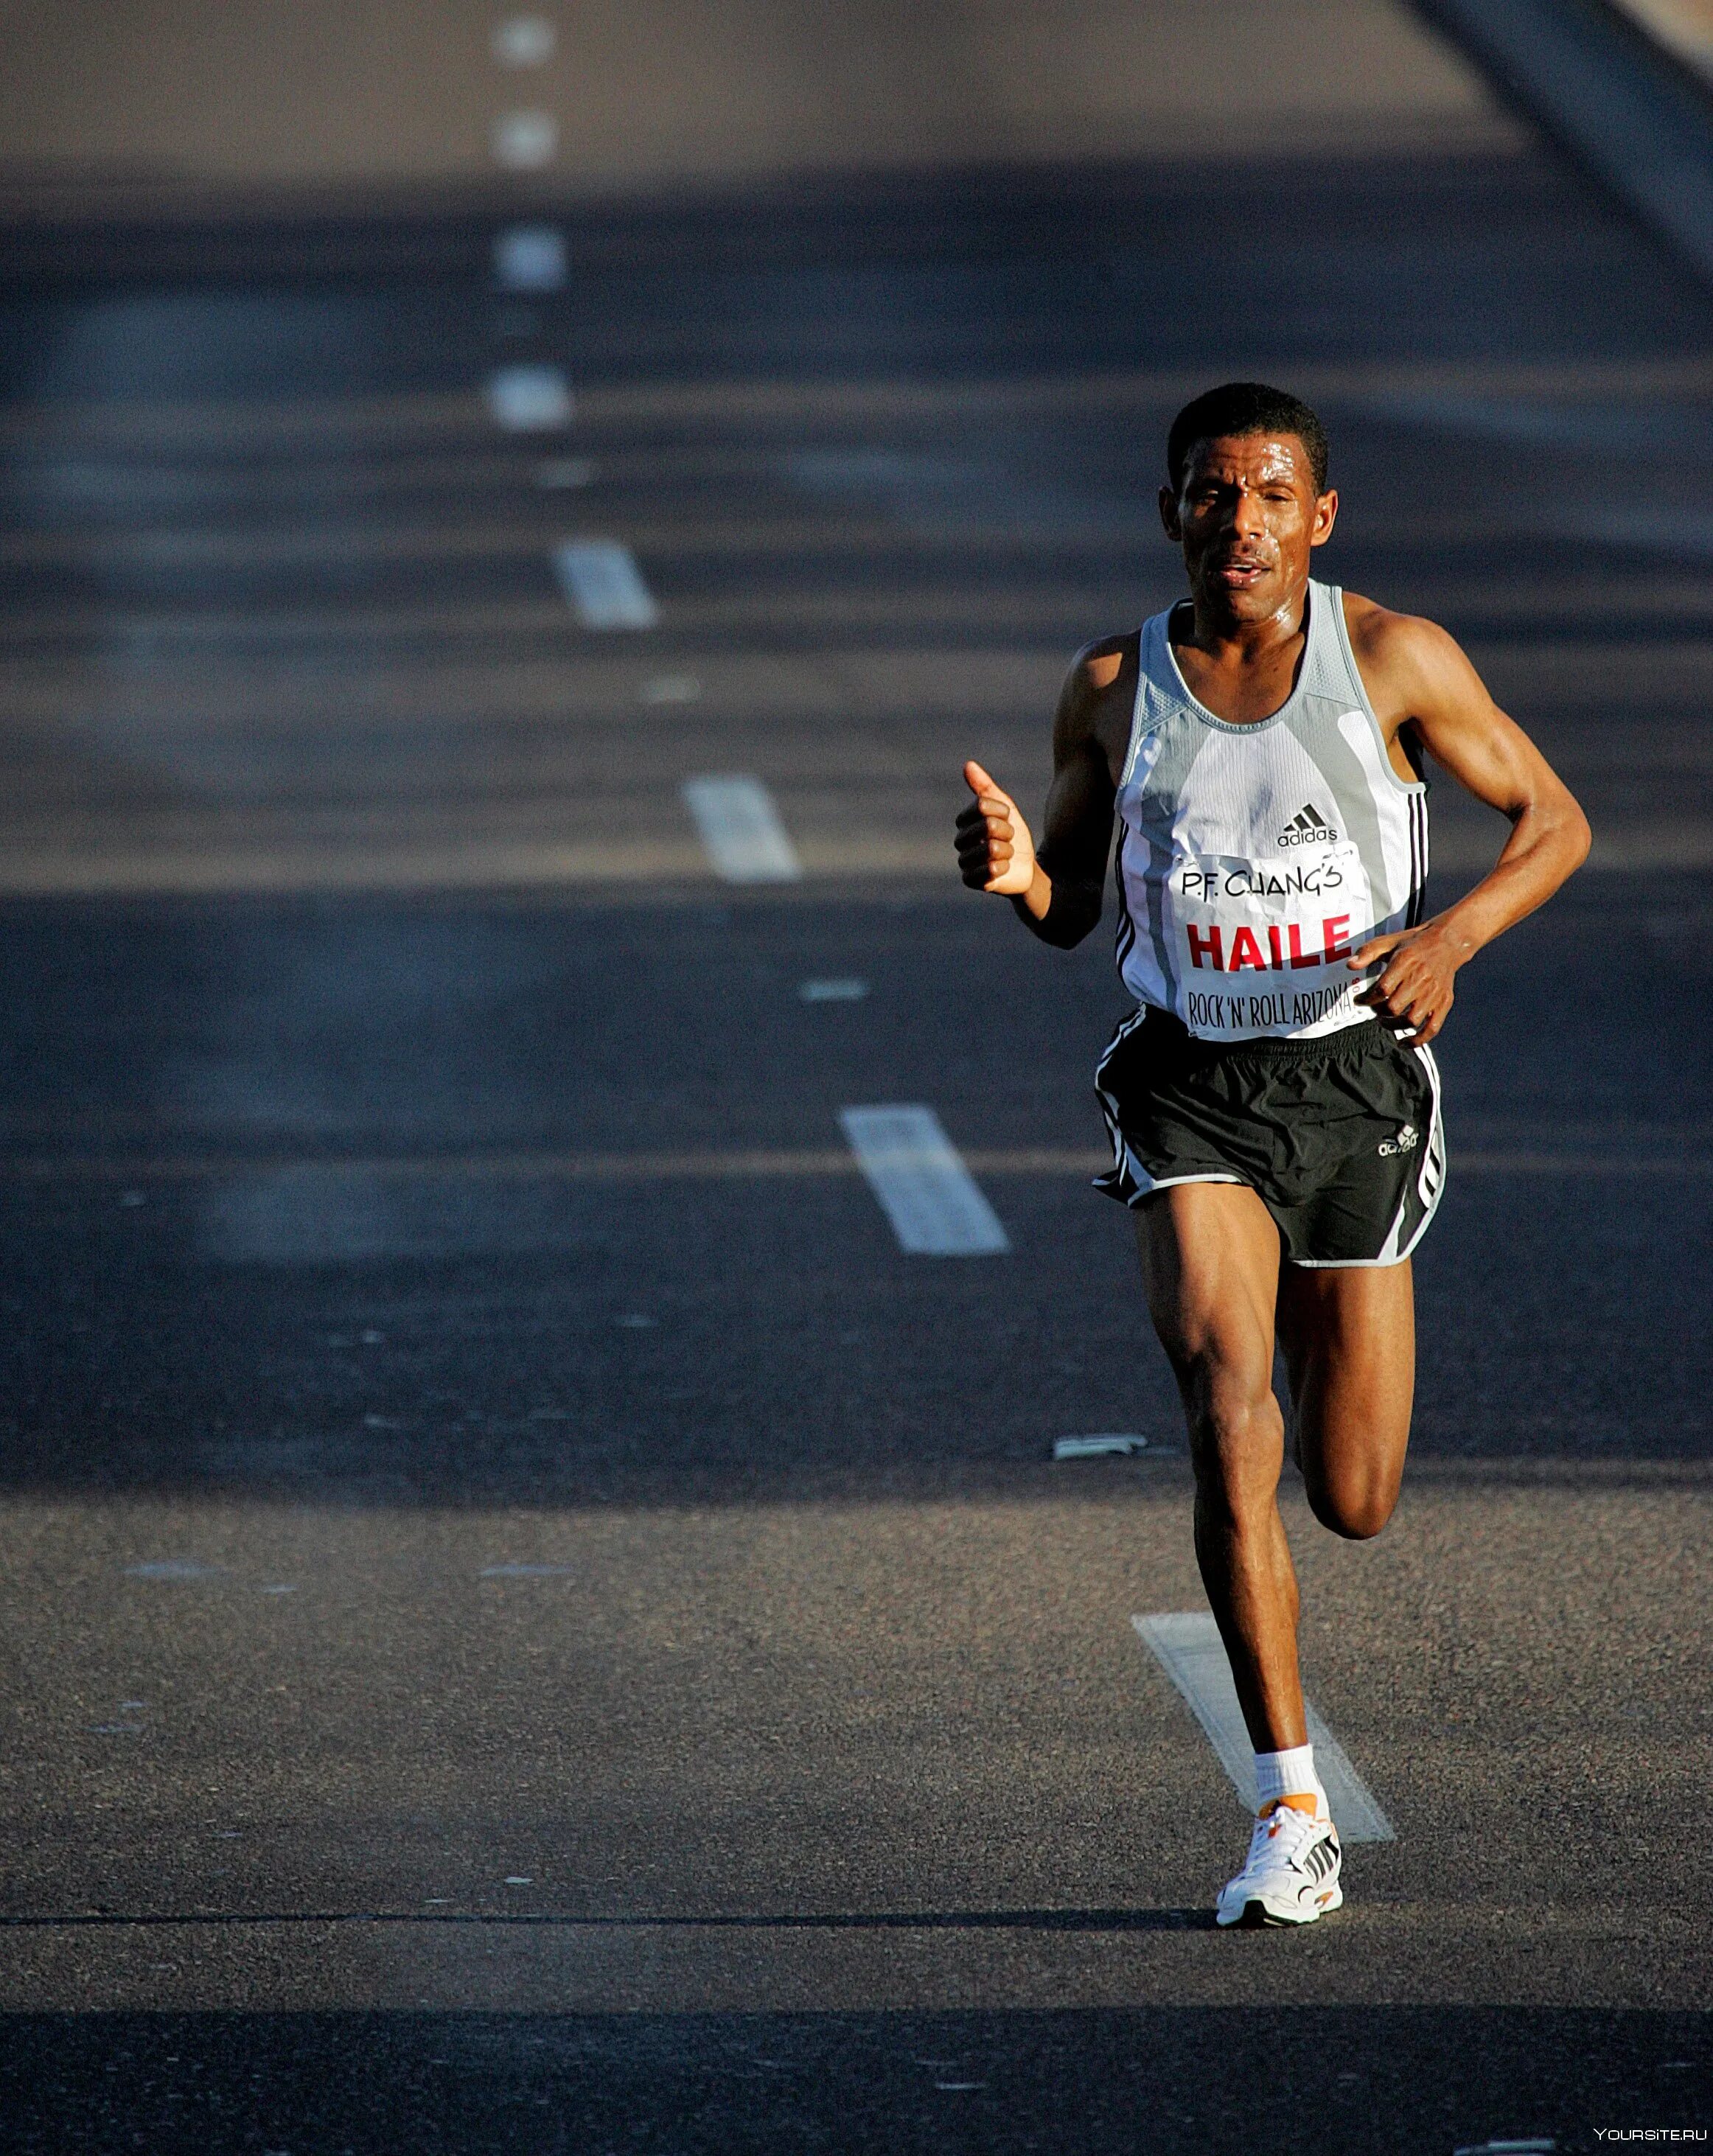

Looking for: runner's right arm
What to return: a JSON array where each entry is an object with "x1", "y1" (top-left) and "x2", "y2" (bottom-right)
[{"x1": 954, "y1": 645, "x2": 1120, "y2": 948}]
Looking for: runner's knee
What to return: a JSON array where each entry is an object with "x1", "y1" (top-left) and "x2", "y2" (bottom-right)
[
  {"x1": 1303, "y1": 1471, "x2": 1397, "y2": 1541},
  {"x1": 1187, "y1": 1386, "x2": 1285, "y2": 1518}
]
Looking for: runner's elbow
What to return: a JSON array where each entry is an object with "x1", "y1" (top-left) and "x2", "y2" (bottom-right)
[{"x1": 1016, "y1": 879, "x2": 1101, "y2": 948}]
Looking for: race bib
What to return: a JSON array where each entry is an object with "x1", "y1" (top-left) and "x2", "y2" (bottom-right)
[{"x1": 1171, "y1": 844, "x2": 1371, "y2": 1039}]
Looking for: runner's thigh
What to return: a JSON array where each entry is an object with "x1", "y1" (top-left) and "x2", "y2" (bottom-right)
[{"x1": 1134, "y1": 1184, "x2": 1285, "y2": 1471}]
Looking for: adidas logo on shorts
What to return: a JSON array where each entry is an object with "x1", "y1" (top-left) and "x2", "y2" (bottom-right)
[{"x1": 1378, "y1": 1122, "x2": 1420, "y2": 1157}]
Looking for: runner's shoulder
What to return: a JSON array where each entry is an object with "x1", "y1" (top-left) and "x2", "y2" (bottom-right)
[
  {"x1": 1064, "y1": 631, "x2": 1140, "y2": 708},
  {"x1": 1339, "y1": 591, "x2": 1479, "y2": 712},
  {"x1": 1053, "y1": 634, "x2": 1137, "y2": 781}
]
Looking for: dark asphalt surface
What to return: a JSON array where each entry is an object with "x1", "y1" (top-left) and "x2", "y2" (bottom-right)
[{"x1": 0, "y1": 119, "x2": 1710, "y2": 2156}]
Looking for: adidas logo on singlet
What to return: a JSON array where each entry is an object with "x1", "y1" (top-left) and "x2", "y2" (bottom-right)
[{"x1": 1278, "y1": 803, "x2": 1340, "y2": 848}]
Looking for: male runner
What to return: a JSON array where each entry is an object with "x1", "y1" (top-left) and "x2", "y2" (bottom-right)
[{"x1": 955, "y1": 382, "x2": 1588, "y2": 1926}]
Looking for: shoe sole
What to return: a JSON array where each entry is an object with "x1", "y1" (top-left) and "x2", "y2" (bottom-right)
[{"x1": 1215, "y1": 1883, "x2": 1344, "y2": 1928}]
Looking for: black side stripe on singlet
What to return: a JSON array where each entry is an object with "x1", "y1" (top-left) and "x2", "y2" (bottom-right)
[
  {"x1": 1405, "y1": 793, "x2": 1427, "y2": 927},
  {"x1": 1113, "y1": 836, "x2": 1137, "y2": 973}
]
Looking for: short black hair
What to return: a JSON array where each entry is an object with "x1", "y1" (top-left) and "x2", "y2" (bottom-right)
[{"x1": 1167, "y1": 382, "x2": 1329, "y2": 498}]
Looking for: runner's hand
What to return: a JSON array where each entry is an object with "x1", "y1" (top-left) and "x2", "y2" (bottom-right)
[
  {"x1": 1350, "y1": 921, "x2": 1467, "y2": 1045},
  {"x1": 956, "y1": 761, "x2": 1038, "y2": 896}
]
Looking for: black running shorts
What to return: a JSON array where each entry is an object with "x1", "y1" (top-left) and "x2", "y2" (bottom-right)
[{"x1": 1094, "y1": 1008, "x2": 1445, "y2": 1267}]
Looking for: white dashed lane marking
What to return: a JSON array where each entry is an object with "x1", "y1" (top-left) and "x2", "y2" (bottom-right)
[
  {"x1": 534, "y1": 456, "x2": 595, "y2": 489},
  {"x1": 682, "y1": 776, "x2": 801, "y2": 883},
  {"x1": 486, "y1": 365, "x2": 573, "y2": 430},
  {"x1": 493, "y1": 223, "x2": 567, "y2": 291},
  {"x1": 555, "y1": 540, "x2": 660, "y2": 629},
  {"x1": 491, "y1": 111, "x2": 557, "y2": 169},
  {"x1": 492, "y1": 15, "x2": 556, "y2": 64},
  {"x1": 640, "y1": 673, "x2": 699, "y2": 704},
  {"x1": 839, "y1": 1106, "x2": 1011, "y2": 1255},
  {"x1": 1134, "y1": 1613, "x2": 1396, "y2": 1843}
]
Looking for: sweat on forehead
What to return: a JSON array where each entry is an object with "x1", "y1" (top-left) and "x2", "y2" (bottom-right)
[{"x1": 1167, "y1": 382, "x2": 1329, "y2": 495}]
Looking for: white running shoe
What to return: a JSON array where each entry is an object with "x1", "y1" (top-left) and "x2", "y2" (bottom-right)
[{"x1": 1215, "y1": 1801, "x2": 1343, "y2": 1928}]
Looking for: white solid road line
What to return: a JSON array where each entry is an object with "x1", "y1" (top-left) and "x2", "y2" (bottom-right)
[
  {"x1": 1134, "y1": 1612, "x2": 1397, "y2": 1843},
  {"x1": 486, "y1": 365, "x2": 573, "y2": 430},
  {"x1": 682, "y1": 775, "x2": 802, "y2": 882},
  {"x1": 493, "y1": 224, "x2": 567, "y2": 292},
  {"x1": 839, "y1": 1105, "x2": 1012, "y2": 1255},
  {"x1": 554, "y1": 540, "x2": 660, "y2": 629}
]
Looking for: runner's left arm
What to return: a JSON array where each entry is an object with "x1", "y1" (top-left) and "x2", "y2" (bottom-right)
[
  {"x1": 954, "y1": 647, "x2": 1120, "y2": 949},
  {"x1": 1348, "y1": 613, "x2": 1591, "y2": 1044}
]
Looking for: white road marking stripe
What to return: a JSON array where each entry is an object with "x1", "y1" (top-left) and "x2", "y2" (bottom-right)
[
  {"x1": 682, "y1": 775, "x2": 802, "y2": 883},
  {"x1": 493, "y1": 223, "x2": 567, "y2": 291},
  {"x1": 1053, "y1": 1434, "x2": 1147, "y2": 1459},
  {"x1": 492, "y1": 15, "x2": 556, "y2": 64},
  {"x1": 799, "y1": 977, "x2": 868, "y2": 1001},
  {"x1": 534, "y1": 456, "x2": 594, "y2": 489},
  {"x1": 640, "y1": 673, "x2": 700, "y2": 704},
  {"x1": 839, "y1": 1106, "x2": 1011, "y2": 1255},
  {"x1": 491, "y1": 111, "x2": 557, "y2": 169},
  {"x1": 1133, "y1": 1612, "x2": 1396, "y2": 1843},
  {"x1": 485, "y1": 365, "x2": 573, "y2": 431},
  {"x1": 554, "y1": 540, "x2": 659, "y2": 629}
]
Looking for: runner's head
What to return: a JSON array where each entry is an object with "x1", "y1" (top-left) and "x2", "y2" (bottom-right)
[{"x1": 1160, "y1": 383, "x2": 1337, "y2": 624}]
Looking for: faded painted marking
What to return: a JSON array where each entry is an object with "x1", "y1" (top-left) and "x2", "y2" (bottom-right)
[{"x1": 1133, "y1": 1612, "x2": 1396, "y2": 1843}]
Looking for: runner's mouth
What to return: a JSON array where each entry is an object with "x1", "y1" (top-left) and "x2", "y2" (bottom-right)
[{"x1": 1212, "y1": 559, "x2": 1269, "y2": 584}]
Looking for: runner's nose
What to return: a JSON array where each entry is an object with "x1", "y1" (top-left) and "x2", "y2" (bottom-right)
[{"x1": 1229, "y1": 484, "x2": 1266, "y2": 538}]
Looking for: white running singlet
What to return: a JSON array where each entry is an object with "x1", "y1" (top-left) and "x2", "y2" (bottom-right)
[{"x1": 1113, "y1": 580, "x2": 1428, "y2": 1042}]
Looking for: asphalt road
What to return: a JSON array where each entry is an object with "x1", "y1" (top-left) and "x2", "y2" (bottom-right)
[{"x1": 0, "y1": 126, "x2": 1710, "y2": 2156}]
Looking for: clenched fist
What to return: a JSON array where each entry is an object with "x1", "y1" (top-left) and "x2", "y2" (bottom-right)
[{"x1": 955, "y1": 760, "x2": 1039, "y2": 896}]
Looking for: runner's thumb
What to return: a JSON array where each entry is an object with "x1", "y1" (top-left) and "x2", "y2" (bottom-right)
[{"x1": 963, "y1": 759, "x2": 1009, "y2": 803}]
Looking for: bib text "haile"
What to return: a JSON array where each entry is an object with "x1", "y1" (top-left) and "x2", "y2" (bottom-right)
[{"x1": 1187, "y1": 917, "x2": 1354, "y2": 973}]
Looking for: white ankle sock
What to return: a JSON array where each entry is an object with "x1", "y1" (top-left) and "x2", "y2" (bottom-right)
[{"x1": 1254, "y1": 1744, "x2": 1322, "y2": 1811}]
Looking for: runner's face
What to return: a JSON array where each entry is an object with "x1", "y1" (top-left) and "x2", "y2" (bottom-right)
[{"x1": 1161, "y1": 433, "x2": 1336, "y2": 624}]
